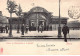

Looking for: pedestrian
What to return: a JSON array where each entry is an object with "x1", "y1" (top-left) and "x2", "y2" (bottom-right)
[
  {"x1": 38, "y1": 26, "x2": 39, "y2": 33},
  {"x1": 5, "y1": 25, "x2": 8, "y2": 33},
  {"x1": 1, "y1": 27, "x2": 3, "y2": 33},
  {"x1": 0, "y1": 26, "x2": 1, "y2": 33},
  {"x1": 25, "y1": 24, "x2": 29, "y2": 33},
  {"x1": 41, "y1": 24, "x2": 43, "y2": 33},
  {"x1": 62, "y1": 23, "x2": 69, "y2": 42},
  {"x1": 21, "y1": 24, "x2": 24, "y2": 35},
  {"x1": 39, "y1": 24, "x2": 43, "y2": 33}
]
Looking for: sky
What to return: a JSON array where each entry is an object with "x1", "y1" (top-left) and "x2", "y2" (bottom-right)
[{"x1": 0, "y1": 0, "x2": 80, "y2": 22}]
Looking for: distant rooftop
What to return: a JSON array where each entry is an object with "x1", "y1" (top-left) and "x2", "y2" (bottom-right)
[
  {"x1": 52, "y1": 16, "x2": 69, "y2": 19},
  {"x1": 29, "y1": 6, "x2": 49, "y2": 13}
]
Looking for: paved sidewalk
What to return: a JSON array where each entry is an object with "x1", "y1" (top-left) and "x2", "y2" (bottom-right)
[
  {"x1": 0, "y1": 30, "x2": 59, "y2": 38},
  {"x1": 0, "y1": 30, "x2": 80, "y2": 38}
]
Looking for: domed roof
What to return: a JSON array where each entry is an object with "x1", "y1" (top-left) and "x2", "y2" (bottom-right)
[{"x1": 29, "y1": 6, "x2": 48, "y2": 13}]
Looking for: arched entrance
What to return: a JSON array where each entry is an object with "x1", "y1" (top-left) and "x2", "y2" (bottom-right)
[
  {"x1": 28, "y1": 13, "x2": 47, "y2": 31},
  {"x1": 24, "y1": 7, "x2": 52, "y2": 31}
]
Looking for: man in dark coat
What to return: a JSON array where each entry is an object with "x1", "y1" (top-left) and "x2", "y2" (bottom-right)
[
  {"x1": 5, "y1": 25, "x2": 8, "y2": 33},
  {"x1": 1, "y1": 27, "x2": 3, "y2": 33},
  {"x1": 62, "y1": 23, "x2": 69, "y2": 42},
  {"x1": 39, "y1": 24, "x2": 43, "y2": 33},
  {"x1": 25, "y1": 24, "x2": 29, "y2": 33},
  {"x1": 21, "y1": 24, "x2": 24, "y2": 35}
]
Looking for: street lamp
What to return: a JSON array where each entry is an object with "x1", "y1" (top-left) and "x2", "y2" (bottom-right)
[{"x1": 58, "y1": 0, "x2": 62, "y2": 38}]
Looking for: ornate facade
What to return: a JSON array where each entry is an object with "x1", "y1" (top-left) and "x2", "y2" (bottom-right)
[{"x1": 9, "y1": 7, "x2": 68, "y2": 31}]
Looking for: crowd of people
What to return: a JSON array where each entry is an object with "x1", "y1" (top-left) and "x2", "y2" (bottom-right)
[
  {"x1": 21, "y1": 24, "x2": 44, "y2": 35},
  {"x1": 0, "y1": 24, "x2": 44, "y2": 35},
  {"x1": 0, "y1": 23, "x2": 70, "y2": 42}
]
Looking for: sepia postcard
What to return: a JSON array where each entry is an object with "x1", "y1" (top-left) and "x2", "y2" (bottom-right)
[{"x1": 0, "y1": 0, "x2": 80, "y2": 55}]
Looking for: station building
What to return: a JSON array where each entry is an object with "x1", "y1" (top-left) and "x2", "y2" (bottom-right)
[{"x1": 9, "y1": 7, "x2": 68, "y2": 31}]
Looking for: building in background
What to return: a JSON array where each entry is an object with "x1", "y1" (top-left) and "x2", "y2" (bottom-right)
[
  {"x1": 0, "y1": 11, "x2": 8, "y2": 27},
  {"x1": 0, "y1": 11, "x2": 8, "y2": 32},
  {"x1": 8, "y1": 7, "x2": 68, "y2": 31},
  {"x1": 67, "y1": 20, "x2": 80, "y2": 30}
]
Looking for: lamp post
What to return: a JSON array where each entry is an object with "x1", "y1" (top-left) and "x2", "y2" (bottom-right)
[{"x1": 58, "y1": 0, "x2": 62, "y2": 38}]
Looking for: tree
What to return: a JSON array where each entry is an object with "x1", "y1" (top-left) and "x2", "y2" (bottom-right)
[
  {"x1": 15, "y1": 4, "x2": 22, "y2": 33},
  {"x1": 15, "y1": 4, "x2": 22, "y2": 16},
  {"x1": 7, "y1": 0, "x2": 17, "y2": 37}
]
